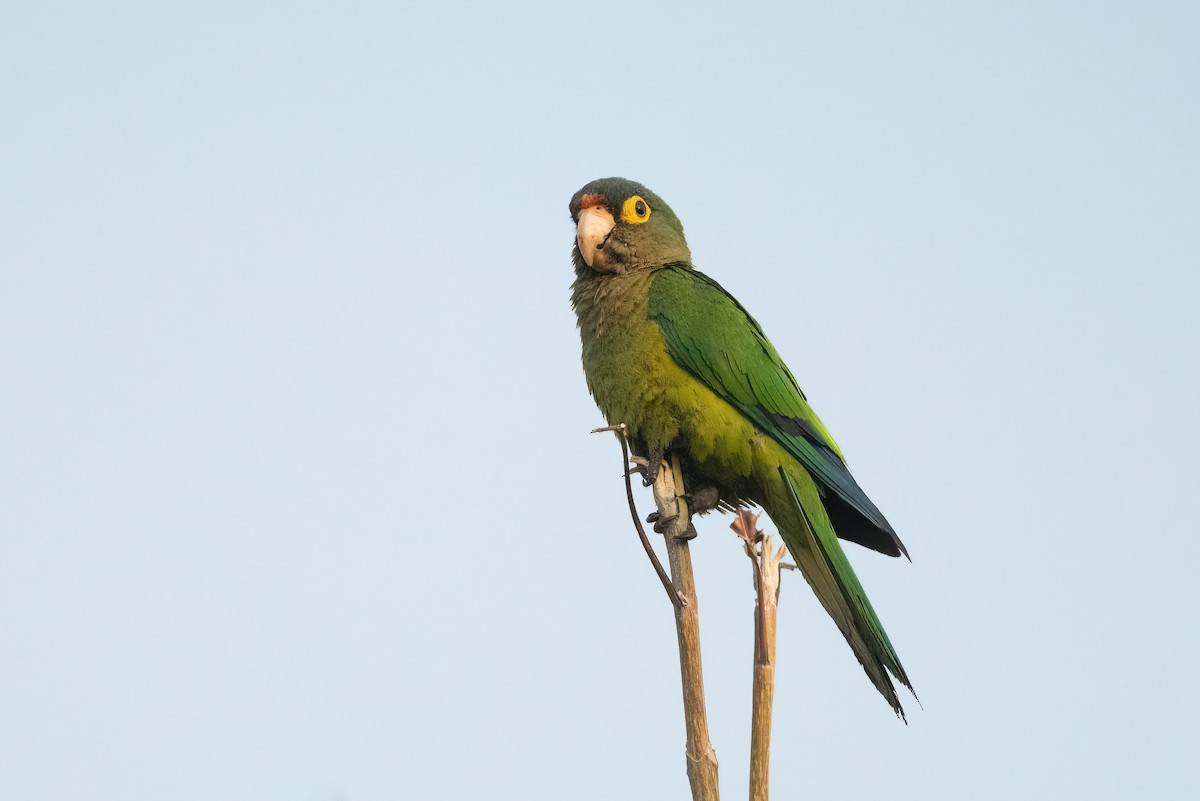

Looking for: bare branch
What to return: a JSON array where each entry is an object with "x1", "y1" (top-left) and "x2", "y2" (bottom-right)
[
  {"x1": 731, "y1": 511, "x2": 786, "y2": 801},
  {"x1": 651, "y1": 454, "x2": 720, "y2": 801}
]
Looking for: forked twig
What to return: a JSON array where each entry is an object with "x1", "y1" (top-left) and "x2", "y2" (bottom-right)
[
  {"x1": 590, "y1": 426, "x2": 719, "y2": 800},
  {"x1": 591, "y1": 424, "x2": 684, "y2": 608}
]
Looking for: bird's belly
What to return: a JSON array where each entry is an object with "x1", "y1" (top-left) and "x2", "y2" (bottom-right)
[{"x1": 583, "y1": 316, "x2": 764, "y2": 502}]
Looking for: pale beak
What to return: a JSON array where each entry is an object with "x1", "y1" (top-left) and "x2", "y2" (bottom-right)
[{"x1": 576, "y1": 206, "x2": 616, "y2": 269}]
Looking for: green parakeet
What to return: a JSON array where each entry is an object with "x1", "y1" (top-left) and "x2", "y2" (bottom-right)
[{"x1": 569, "y1": 177, "x2": 915, "y2": 717}]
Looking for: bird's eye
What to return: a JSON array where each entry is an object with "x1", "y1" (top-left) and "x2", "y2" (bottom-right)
[{"x1": 621, "y1": 195, "x2": 652, "y2": 224}]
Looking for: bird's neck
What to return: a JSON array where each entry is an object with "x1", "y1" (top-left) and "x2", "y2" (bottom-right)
[{"x1": 571, "y1": 268, "x2": 656, "y2": 342}]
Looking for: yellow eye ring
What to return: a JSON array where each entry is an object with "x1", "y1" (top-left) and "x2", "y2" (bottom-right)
[{"x1": 621, "y1": 195, "x2": 651, "y2": 224}]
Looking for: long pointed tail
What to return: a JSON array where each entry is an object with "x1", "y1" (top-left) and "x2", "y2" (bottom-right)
[{"x1": 764, "y1": 465, "x2": 916, "y2": 718}]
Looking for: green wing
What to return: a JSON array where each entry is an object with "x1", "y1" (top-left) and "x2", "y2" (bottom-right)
[{"x1": 648, "y1": 266, "x2": 908, "y2": 558}]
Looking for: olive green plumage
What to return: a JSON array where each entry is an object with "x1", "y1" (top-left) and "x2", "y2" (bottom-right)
[{"x1": 569, "y1": 177, "x2": 916, "y2": 717}]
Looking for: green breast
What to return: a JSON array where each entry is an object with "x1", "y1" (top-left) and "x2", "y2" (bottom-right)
[{"x1": 573, "y1": 269, "x2": 687, "y2": 448}]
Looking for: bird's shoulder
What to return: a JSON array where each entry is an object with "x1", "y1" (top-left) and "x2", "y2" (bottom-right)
[
  {"x1": 647, "y1": 266, "x2": 797, "y2": 393},
  {"x1": 647, "y1": 265, "x2": 845, "y2": 460}
]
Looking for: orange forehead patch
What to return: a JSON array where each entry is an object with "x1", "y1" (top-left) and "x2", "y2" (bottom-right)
[{"x1": 579, "y1": 193, "x2": 607, "y2": 210}]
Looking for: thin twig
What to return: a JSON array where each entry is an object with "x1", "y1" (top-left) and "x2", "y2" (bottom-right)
[
  {"x1": 591, "y1": 424, "x2": 684, "y2": 608},
  {"x1": 731, "y1": 510, "x2": 785, "y2": 801}
]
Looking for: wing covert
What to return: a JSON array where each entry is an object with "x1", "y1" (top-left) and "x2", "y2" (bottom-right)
[{"x1": 648, "y1": 266, "x2": 907, "y2": 558}]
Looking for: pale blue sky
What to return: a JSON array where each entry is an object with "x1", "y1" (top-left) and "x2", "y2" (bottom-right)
[{"x1": 2, "y1": 2, "x2": 1198, "y2": 799}]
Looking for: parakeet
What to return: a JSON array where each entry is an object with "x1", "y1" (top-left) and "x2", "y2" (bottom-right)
[{"x1": 569, "y1": 177, "x2": 915, "y2": 717}]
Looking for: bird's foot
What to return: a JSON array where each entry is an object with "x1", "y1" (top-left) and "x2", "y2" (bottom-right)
[
  {"x1": 640, "y1": 448, "x2": 666, "y2": 487},
  {"x1": 650, "y1": 513, "x2": 699, "y2": 541},
  {"x1": 686, "y1": 485, "x2": 720, "y2": 515}
]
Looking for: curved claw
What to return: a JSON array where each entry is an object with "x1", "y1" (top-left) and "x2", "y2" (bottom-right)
[{"x1": 642, "y1": 448, "x2": 665, "y2": 487}]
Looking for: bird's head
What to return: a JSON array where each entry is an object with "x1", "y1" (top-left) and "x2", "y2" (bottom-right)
[{"x1": 568, "y1": 178, "x2": 691, "y2": 274}]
